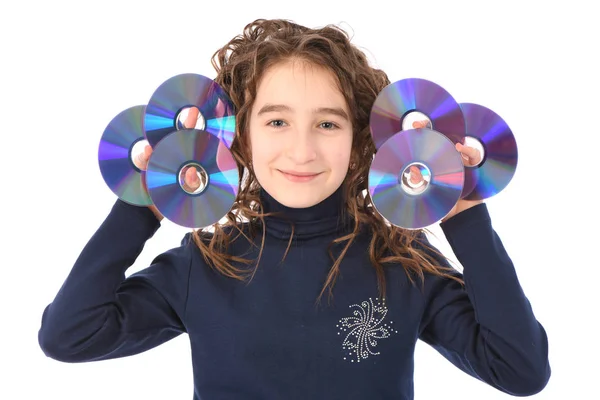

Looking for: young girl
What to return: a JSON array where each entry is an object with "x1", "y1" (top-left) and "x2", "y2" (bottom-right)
[{"x1": 38, "y1": 18, "x2": 550, "y2": 399}]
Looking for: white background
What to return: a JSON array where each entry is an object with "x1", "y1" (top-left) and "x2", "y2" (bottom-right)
[{"x1": 1, "y1": 0, "x2": 598, "y2": 399}]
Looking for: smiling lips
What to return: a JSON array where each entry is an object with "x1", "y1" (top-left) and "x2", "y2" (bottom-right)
[{"x1": 278, "y1": 169, "x2": 322, "y2": 182}]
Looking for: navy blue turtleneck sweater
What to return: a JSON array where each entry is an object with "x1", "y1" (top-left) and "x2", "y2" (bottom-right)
[{"x1": 38, "y1": 186, "x2": 550, "y2": 399}]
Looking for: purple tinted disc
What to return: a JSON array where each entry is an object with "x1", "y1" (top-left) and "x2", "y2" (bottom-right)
[
  {"x1": 370, "y1": 78, "x2": 466, "y2": 149},
  {"x1": 98, "y1": 105, "x2": 152, "y2": 206},
  {"x1": 145, "y1": 129, "x2": 239, "y2": 228},
  {"x1": 368, "y1": 128, "x2": 464, "y2": 229},
  {"x1": 459, "y1": 103, "x2": 518, "y2": 201},
  {"x1": 144, "y1": 73, "x2": 236, "y2": 149}
]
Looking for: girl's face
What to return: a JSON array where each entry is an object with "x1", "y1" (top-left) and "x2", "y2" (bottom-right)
[{"x1": 248, "y1": 60, "x2": 353, "y2": 209}]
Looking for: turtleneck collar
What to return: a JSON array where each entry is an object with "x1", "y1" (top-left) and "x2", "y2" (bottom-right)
[{"x1": 259, "y1": 184, "x2": 352, "y2": 240}]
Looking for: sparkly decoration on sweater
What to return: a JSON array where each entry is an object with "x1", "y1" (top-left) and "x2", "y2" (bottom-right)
[{"x1": 337, "y1": 298, "x2": 398, "y2": 363}]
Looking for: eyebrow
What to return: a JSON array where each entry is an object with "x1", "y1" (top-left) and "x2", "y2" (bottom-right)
[{"x1": 256, "y1": 104, "x2": 350, "y2": 121}]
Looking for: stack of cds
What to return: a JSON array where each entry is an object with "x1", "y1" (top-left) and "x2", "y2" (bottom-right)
[
  {"x1": 98, "y1": 73, "x2": 239, "y2": 228},
  {"x1": 368, "y1": 78, "x2": 518, "y2": 229}
]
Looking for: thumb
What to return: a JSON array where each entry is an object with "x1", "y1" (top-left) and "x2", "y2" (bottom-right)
[
  {"x1": 412, "y1": 120, "x2": 429, "y2": 129},
  {"x1": 144, "y1": 144, "x2": 152, "y2": 158},
  {"x1": 409, "y1": 165, "x2": 423, "y2": 185},
  {"x1": 133, "y1": 151, "x2": 146, "y2": 169},
  {"x1": 456, "y1": 142, "x2": 481, "y2": 165},
  {"x1": 184, "y1": 108, "x2": 200, "y2": 129},
  {"x1": 133, "y1": 145, "x2": 152, "y2": 170},
  {"x1": 183, "y1": 167, "x2": 201, "y2": 192}
]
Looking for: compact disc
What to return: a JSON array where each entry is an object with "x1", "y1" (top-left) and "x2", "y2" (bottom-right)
[
  {"x1": 459, "y1": 102, "x2": 518, "y2": 201},
  {"x1": 143, "y1": 73, "x2": 236, "y2": 149},
  {"x1": 145, "y1": 128, "x2": 239, "y2": 228},
  {"x1": 98, "y1": 105, "x2": 152, "y2": 206},
  {"x1": 369, "y1": 78, "x2": 466, "y2": 149},
  {"x1": 368, "y1": 128, "x2": 465, "y2": 229}
]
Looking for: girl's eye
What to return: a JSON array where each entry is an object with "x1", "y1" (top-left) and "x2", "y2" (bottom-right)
[
  {"x1": 268, "y1": 120, "x2": 286, "y2": 128},
  {"x1": 320, "y1": 122, "x2": 338, "y2": 130}
]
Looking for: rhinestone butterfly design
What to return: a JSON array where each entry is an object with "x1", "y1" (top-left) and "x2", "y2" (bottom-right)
[{"x1": 337, "y1": 297, "x2": 398, "y2": 363}]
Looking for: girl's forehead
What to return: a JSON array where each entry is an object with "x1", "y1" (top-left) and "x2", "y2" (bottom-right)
[{"x1": 254, "y1": 63, "x2": 347, "y2": 107}]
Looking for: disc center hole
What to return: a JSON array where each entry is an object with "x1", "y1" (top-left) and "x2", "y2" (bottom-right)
[
  {"x1": 403, "y1": 111, "x2": 432, "y2": 130},
  {"x1": 179, "y1": 162, "x2": 209, "y2": 194},
  {"x1": 130, "y1": 139, "x2": 149, "y2": 172},
  {"x1": 400, "y1": 162, "x2": 431, "y2": 195},
  {"x1": 463, "y1": 136, "x2": 485, "y2": 167},
  {"x1": 176, "y1": 106, "x2": 206, "y2": 130}
]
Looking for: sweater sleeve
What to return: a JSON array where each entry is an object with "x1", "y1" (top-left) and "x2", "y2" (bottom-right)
[
  {"x1": 418, "y1": 203, "x2": 551, "y2": 396},
  {"x1": 38, "y1": 199, "x2": 193, "y2": 363}
]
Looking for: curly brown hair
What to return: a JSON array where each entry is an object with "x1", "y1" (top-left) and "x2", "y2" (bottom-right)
[{"x1": 191, "y1": 18, "x2": 463, "y2": 305}]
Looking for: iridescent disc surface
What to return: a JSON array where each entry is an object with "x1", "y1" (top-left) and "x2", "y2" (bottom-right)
[
  {"x1": 144, "y1": 73, "x2": 236, "y2": 148},
  {"x1": 145, "y1": 129, "x2": 239, "y2": 228},
  {"x1": 368, "y1": 128, "x2": 465, "y2": 229},
  {"x1": 98, "y1": 105, "x2": 152, "y2": 206},
  {"x1": 370, "y1": 78, "x2": 466, "y2": 149},
  {"x1": 459, "y1": 102, "x2": 518, "y2": 201}
]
